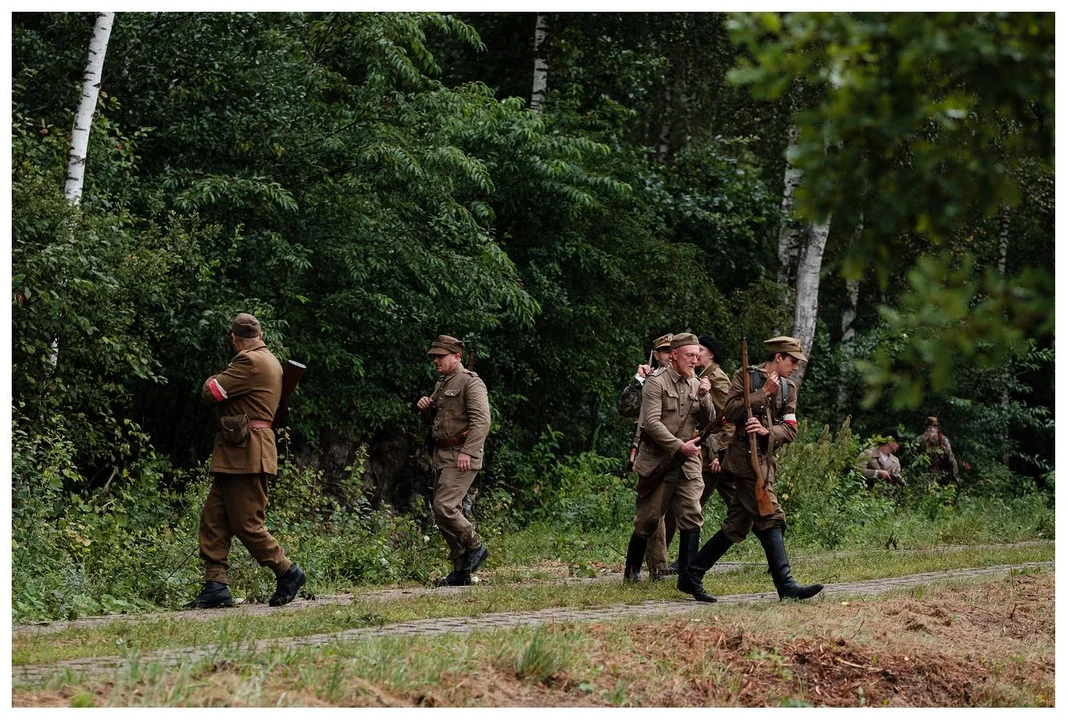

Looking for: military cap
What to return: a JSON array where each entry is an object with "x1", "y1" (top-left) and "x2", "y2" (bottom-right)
[
  {"x1": 653, "y1": 333, "x2": 674, "y2": 351},
  {"x1": 924, "y1": 416, "x2": 940, "y2": 427},
  {"x1": 231, "y1": 313, "x2": 262, "y2": 339},
  {"x1": 670, "y1": 332, "x2": 699, "y2": 349},
  {"x1": 871, "y1": 434, "x2": 897, "y2": 447},
  {"x1": 427, "y1": 334, "x2": 465, "y2": 356},
  {"x1": 764, "y1": 335, "x2": 807, "y2": 362}
]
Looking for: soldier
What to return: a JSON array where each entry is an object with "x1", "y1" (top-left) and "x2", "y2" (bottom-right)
[
  {"x1": 678, "y1": 336, "x2": 823, "y2": 603},
  {"x1": 622, "y1": 333, "x2": 714, "y2": 583},
  {"x1": 664, "y1": 334, "x2": 734, "y2": 574},
  {"x1": 913, "y1": 416, "x2": 958, "y2": 484},
  {"x1": 417, "y1": 335, "x2": 491, "y2": 586},
  {"x1": 856, "y1": 436, "x2": 903, "y2": 489},
  {"x1": 191, "y1": 313, "x2": 306, "y2": 609},
  {"x1": 618, "y1": 333, "x2": 676, "y2": 581}
]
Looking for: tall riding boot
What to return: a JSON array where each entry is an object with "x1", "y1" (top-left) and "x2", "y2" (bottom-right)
[
  {"x1": 677, "y1": 530, "x2": 733, "y2": 603},
  {"x1": 756, "y1": 527, "x2": 823, "y2": 600},
  {"x1": 624, "y1": 532, "x2": 648, "y2": 583}
]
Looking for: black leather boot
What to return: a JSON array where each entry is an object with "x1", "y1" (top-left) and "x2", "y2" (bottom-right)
[
  {"x1": 756, "y1": 527, "x2": 823, "y2": 600},
  {"x1": 436, "y1": 569, "x2": 472, "y2": 586},
  {"x1": 623, "y1": 532, "x2": 648, "y2": 583},
  {"x1": 187, "y1": 581, "x2": 234, "y2": 609},
  {"x1": 677, "y1": 530, "x2": 733, "y2": 603},
  {"x1": 269, "y1": 565, "x2": 307, "y2": 607},
  {"x1": 461, "y1": 544, "x2": 489, "y2": 574}
]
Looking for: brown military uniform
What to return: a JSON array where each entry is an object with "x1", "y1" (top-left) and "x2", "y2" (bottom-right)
[
  {"x1": 719, "y1": 364, "x2": 798, "y2": 543},
  {"x1": 427, "y1": 363, "x2": 491, "y2": 565},
  {"x1": 632, "y1": 363, "x2": 714, "y2": 539},
  {"x1": 856, "y1": 447, "x2": 903, "y2": 489},
  {"x1": 199, "y1": 338, "x2": 293, "y2": 584}
]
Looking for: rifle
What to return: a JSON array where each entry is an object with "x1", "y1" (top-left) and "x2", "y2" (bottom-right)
[
  {"x1": 625, "y1": 348, "x2": 656, "y2": 472},
  {"x1": 741, "y1": 336, "x2": 776, "y2": 517},
  {"x1": 635, "y1": 421, "x2": 718, "y2": 499},
  {"x1": 272, "y1": 360, "x2": 307, "y2": 430}
]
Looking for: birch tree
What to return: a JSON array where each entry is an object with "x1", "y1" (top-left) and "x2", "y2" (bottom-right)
[
  {"x1": 776, "y1": 123, "x2": 805, "y2": 287},
  {"x1": 530, "y1": 13, "x2": 549, "y2": 111},
  {"x1": 50, "y1": 11, "x2": 114, "y2": 370},
  {"x1": 65, "y1": 11, "x2": 115, "y2": 206}
]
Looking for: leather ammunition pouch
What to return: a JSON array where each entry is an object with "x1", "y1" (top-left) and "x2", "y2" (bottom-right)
[
  {"x1": 218, "y1": 414, "x2": 250, "y2": 446},
  {"x1": 435, "y1": 430, "x2": 469, "y2": 449}
]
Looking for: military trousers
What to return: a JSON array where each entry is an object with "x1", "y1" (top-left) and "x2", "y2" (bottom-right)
[
  {"x1": 199, "y1": 472, "x2": 293, "y2": 584},
  {"x1": 720, "y1": 470, "x2": 787, "y2": 544},
  {"x1": 633, "y1": 466, "x2": 703, "y2": 540},
  {"x1": 433, "y1": 466, "x2": 482, "y2": 566}
]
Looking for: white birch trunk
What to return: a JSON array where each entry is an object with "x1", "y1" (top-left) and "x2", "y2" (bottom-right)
[
  {"x1": 790, "y1": 216, "x2": 831, "y2": 387},
  {"x1": 837, "y1": 275, "x2": 860, "y2": 415},
  {"x1": 530, "y1": 13, "x2": 549, "y2": 112},
  {"x1": 65, "y1": 12, "x2": 114, "y2": 206},
  {"x1": 53, "y1": 12, "x2": 114, "y2": 370},
  {"x1": 654, "y1": 84, "x2": 672, "y2": 163},
  {"x1": 777, "y1": 124, "x2": 805, "y2": 286},
  {"x1": 997, "y1": 206, "x2": 1011, "y2": 276}
]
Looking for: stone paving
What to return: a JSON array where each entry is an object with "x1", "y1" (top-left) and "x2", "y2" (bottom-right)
[{"x1": 12, "y1": 560, "x2": 1052, "y2": 687}]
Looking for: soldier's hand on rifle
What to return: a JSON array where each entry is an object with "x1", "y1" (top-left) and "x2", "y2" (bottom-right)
[
  {"x1": 876, "y1": 469, "x2": 891, "y2": 480},
  {"x1": 708, "y1": 456, "x2": 721, "y2": 474},
  {"x1": 457, "y1": 452, "x2": 472, "y2": 471},
  {"x1": 416, "y1": 396, "x2": 434, "y2": 411},
  {"x1": 680, "y1": 438, "x2": 702, "y2": 458},
  {"x1": 745, "y1": 416, "x2": 769, "y2": 436},
  {"x1": 761, "y1": 371, "x2": 780, "y2": 398},
  {"x1": 698, "y1": 377, "x2": 711, "y2": 396},
  {"x1": 636, "y1": 363, "x2": 652, "y2": 378}
]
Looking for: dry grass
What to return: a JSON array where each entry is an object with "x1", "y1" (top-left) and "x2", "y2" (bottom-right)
[{"x1": 12, "y1": 570, "x2": 1053, "y2": 708}]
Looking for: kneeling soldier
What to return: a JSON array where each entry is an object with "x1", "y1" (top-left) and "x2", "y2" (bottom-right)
[
  {"x1": 678, "y1": 336, "x2": 822, "y2": 603},
  {"x1": 191, "y1": 313, "x2": 306, "y2": 608},
  {"x1": 622, "y1": 333, "x2": 714, "y2": 583},
  {"x1": 417, "y1": 335, "x2": 492, "y2": 586}
]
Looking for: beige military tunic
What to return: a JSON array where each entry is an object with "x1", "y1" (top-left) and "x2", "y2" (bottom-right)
[
  {"x1": 427, "y1": 364, "x2": 491, "y2": 564},
  {"x1": 856, "y1": 447, "x2": 903, "y2": 488},
  {"x1": 719, "y1": 364, "x2": 798, "y2": 542},
  {"x1": 632, "y1": 364, "x2": 714, "y2": 538},
  {"x1": 199, "y1": 340, "x2": 291, "y2": 583}
]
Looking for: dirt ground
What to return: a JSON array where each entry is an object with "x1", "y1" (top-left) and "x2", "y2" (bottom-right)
[{"x1": 13, "y1": 570, "x2": 1053, "y2": 707}]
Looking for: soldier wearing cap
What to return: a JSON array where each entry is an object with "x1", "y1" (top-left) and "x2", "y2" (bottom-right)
[
  {"x1": 913, "y1": 416, "x2": 958, "y2": 484},
  {"x1": 662, "y1": 334, "x2": 735, "y2": 573},
  {"x1": 678, "y1": 335, "x2": 823, "y2": 603},
  {"x1": 191, "y1": 313, "x2": 306, "y2": 609},
  {"x1": 618, "y1": 333, "x2": 676, "y2": 580},
  {"x1": 417, "y1": 335, "x2": 492, "y2": 586},
  {"x1": 857, "y1": 435, "x2": 903, "y2": 489},
  {"x1": 622, "y1": 333, "x2": 714, "y2": 583}
]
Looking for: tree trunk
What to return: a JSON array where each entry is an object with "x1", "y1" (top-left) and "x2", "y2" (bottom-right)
[
  {"x1": 777, "y1": 124, "x2": 805, "y2": 287},
  {"x1": 654, "y1": 84, "x2": 672, "y2": 163},
  {"x1": 65, "y1": 11, "x2": 114, "y2": 206},
  {"x1": 52, "y1": 12, "x2": 115, "y2": 371},
  {"x1": 791, "y1": 216, "x2": 831, "y2": 387},
  {"x1": 997, "y1": 206, "x2": 1011, "y2": 276},
  {"x1": 837, "y1": 275, "x2": 861, "y2": 416},
  {"x1": 530, "y1": 13, "x2": 549, "y2": 112}
]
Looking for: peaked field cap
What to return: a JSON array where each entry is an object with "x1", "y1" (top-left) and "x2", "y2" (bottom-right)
[
  {"x1": 670, "y1": 332, "x2": 699, "y2": 349},
  {"x1": 653, "y1": 333, "x2": 674, "y2": 351},
  {"x1": 428, "y1": 334, "x2": 465, "y2": 356},
  {"x1": 764, "y1": 335, "x2": 807, "y2": 362},
  {"x1": 231, "y1": 313, "x2": 262, "y2": 338},
  {"x1": 925, "y1": 416, "x2": 940, "y2": 427}
]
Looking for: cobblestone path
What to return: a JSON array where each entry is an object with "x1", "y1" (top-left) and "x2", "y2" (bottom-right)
[{"x1": 12, "y1": 561, "x2": 1052, "y2": 686}]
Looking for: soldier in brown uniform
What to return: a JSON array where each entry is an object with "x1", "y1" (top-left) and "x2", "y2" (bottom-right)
[
  {"x1": 678, "y1": 336, "x2": 822, "y2": 603},
  {"x1": 664, "y1": 335, "x2": 734, "y2": 573},
  {"x1": 622, "y1": 333, "x2": 714, "y2": 583},
  {"x1": 618, "y1": 333, "x2": 676, "y2": 580},
  {"x1": 913, "y1": 417, "x2": 959, "y2": 484},
  {"x1": 191, "y1": 313, "x2": 305, "y2": 608},
  {"x1": 417, "y1": 335, "x2": 492, "y2": 586},
  {"x1": 856, "y1": 436, "x2": 903, "y2": 489}
]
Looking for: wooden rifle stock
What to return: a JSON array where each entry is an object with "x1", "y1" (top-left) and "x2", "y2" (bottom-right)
[
  {"x1": 741, "y1": 337, "x2": 776, "y2": 517},
  {"x1": 272, "y1": 360, "x2": 307, "y2": 430}
]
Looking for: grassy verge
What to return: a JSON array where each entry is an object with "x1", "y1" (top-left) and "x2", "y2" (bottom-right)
[
  {"x1": 12, "y1": 541, "x2": 1053, "y2": 667},
  {"x1": 14, "y1": 570, "x2": 1053, "y2": 707}
]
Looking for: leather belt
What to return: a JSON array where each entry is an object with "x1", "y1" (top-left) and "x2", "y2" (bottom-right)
[
  {"x1": 435, "y1": 431, "x2": 468, "y2": 449},
  {"x1": 250, "y1": 420, "x2": 272, "y2": 430}
]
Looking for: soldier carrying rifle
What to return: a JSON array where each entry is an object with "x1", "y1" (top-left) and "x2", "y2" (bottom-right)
[{"x1": 677, "y1": 336, "x2": 823, "y2": 603}]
